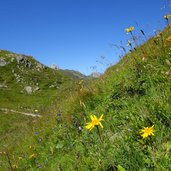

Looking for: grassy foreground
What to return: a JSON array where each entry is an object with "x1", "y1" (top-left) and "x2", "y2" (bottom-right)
[{"x1": 1, "y1": 27, "x2": 171, "y2": 170}]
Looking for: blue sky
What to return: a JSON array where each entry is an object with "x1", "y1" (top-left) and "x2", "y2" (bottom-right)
[{"x1": 0, "y1": 0, "x2": 169, "y2": 75}]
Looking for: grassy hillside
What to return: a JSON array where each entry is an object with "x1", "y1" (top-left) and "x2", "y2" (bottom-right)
[
  {"x1": 0, "y1": 50, "x2": 86, "y2": 169},
  {"x1": 1, "y1": 26, "x2": 171, "y2": 170},
  {"x1": 0, "y1": 50, "x2": 82, "y2": 111}
]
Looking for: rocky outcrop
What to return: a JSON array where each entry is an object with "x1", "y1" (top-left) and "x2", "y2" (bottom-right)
[
  {"x1": 50, "y1": 64, "x2": 59, "y2": 70},
  {"x1": 0, "y1": 59, "x2": 8, "y2": 66},
  {"x1": 0, "y1": 84, "x2": 7, "y2": 88},
  {"x1": 24, "y1": 86, "x2": 33, "y2": 94},
  {"x1": 0, "y1": 81, "x2": 7, "y2": 88},
  {"x1": 16, "y1": 56, "x2": 24, "y2": 63},
  {"x1": 90, "y1": 72, "x2": 101, "y2": 78},
  {"x1": 34, "y1": 86, "x2": 40, "y2": 92},
  {"x1": 16, "y1": 56, "x2": 33, "y2": 68},
  {"x1": 24, "y1": 86, "x2": 40, "y2": 94},
  {"x1": 37, "y1": 63, "x2": 44, "y2": 69}
]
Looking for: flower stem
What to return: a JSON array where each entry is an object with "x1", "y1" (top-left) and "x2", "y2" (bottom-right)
[
  {"x1": 96, "y1": 126, "x2": 102, "y2": 142},
  {"x1": 130, "y1": 31, "x2": 138, "y2": 47}
]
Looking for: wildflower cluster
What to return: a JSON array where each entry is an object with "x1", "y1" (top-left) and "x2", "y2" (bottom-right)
[{"x1": 85, "y1": 114, "x2": 155, "y2": 140}]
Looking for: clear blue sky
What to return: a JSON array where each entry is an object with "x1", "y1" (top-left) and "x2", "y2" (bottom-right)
[{"x1": 0, "y1": 0, "x2": 169, "y2": 75}]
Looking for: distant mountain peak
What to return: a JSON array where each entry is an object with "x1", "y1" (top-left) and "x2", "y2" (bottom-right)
[{"x1": 89, "y1": 72, "x2": 102, "y2": 78}]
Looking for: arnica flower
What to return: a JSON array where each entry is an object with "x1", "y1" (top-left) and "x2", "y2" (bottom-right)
[
  {"x1": 125, "y1": 26, "x2": 134, "y2": 33},
  {"x1": 139, "y1": 125, "x2": 154, "y2": 139},
  {"x1": 85, "y1": 114, "x2": 104, "y2": 130},
  {"x1": 164, "y1": 14, "x2": 171, "y2": 20}
]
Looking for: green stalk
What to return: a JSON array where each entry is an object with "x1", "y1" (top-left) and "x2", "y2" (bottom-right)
[{"x1": 96, "y1": 126, "x2": 102, "y2": 142}]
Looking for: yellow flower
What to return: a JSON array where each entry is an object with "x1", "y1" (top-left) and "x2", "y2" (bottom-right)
[
  {"x1": 164, "y1": 14, "x2": 171, "y2": 20},
  {"x1": 85, "y1": 114, "x2": 104, "y2": 130},
  {"x1": 29, "y1": 153, "x2": 37, "y2": 159},
  {"x1": 125, "y1": 26, "x2": 134, "y2": 33},
  {"x1": 139, "y1": 125, "x2": 154, "y2": 139}
]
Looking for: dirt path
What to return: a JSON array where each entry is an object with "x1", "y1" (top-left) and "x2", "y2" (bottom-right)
[{"x1": 0, "y1": 108, "x2": 42, "y2": 117}]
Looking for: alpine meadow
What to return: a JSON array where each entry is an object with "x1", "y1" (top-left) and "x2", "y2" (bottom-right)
[{"x1": 0, "y1": 1, "x2": 171, "y2": 171}]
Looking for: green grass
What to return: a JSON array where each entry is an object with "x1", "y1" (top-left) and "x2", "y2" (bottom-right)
[
  {"x1": 0, "y1": 111, "x2": 34, "y2": 145},
  {"x1": 0, "y1": 51, "x2": 76, "y2": 111},
  {"x1": 1, "y1": 26, "x2": 171, "y2": 170},
  {"x1": 0, "y1": 50, "x2": 85, "y2": 170}
]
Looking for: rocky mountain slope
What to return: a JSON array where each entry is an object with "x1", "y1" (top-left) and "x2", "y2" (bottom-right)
[{"x1": 0, "y1": 50, "x2": 84, "y2": 112}]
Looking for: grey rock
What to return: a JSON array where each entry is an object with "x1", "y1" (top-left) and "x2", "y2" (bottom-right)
[
  {"x1": 25, "y1": 86, "x2": 33, "y2": 94},
  {"x1": 36, "y1": 63, "x2": 44, "y2": 69},
  {"x1": 16, "y1": 75, "x2": 21, "y2": 82},
  {"x1": 0, "y1": 59, "x2": 8, "y2": 66},
  {"x1": 16, "y1": 55, "x2": 33, "y2": 68},
  {"x1": 16, "y1": 75, "x2": 20, "y2": 78},
  {"x1": 16, "y1": 56, "x2": 24, "y2": 64},
  {"x1": 34, "y1": 86, "x2": 40, "y2": 92},
  {"x1": 0, "y1": 81, "x2": 7, "y2": 88},
  {"x1": 24, "y1": 86, "x2": 40, "y2": 93},
  {"x1": 11, "y1": 58, "x2": 15, "y2": 62},
  {"x1": 49, "y1": 85, "x2": 55, "y2": 88},
  {"x1": 25, "y1": 61, "x2": 32, "y2": 68},
  {"x1": 16, "y1": 79, "x2": 20, "y2": 83},
  {"x1": 90, "y1": 72, "x2": 101, "y2": 78},
  {"x1": 50, "y1": 64, "x2": 59, "y2": 70}
]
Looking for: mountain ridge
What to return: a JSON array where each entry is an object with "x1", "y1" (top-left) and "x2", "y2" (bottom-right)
[{"x1": 0, "y1": 49, "x2": 84, "y2": 112}]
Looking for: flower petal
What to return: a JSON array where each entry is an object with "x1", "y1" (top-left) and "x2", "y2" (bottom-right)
[
  {"x1": 90, "y1": 115, "x2": 94, "y2": 120},
  {"x1": 99, "y1": 114, "x2": 104, "y2": 121},
  {"x1": 99, "y1": 122, "x2": 103, "y2": 128}
]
